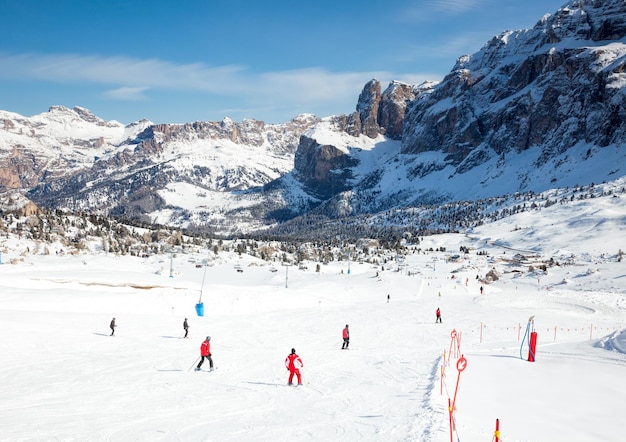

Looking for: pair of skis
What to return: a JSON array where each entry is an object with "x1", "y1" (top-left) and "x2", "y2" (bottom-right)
[{"x1": 187, "y1": 357, "x2": 216, "y2": 372}]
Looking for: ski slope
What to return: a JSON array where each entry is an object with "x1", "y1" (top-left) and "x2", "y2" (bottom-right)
[{"x1": 1, "y1": 195, "x2": 625, "y2": 441}]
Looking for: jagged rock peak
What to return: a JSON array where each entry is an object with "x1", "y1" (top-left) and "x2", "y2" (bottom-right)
[
  {"x1": 378, "y1": 80, "x2": 418, "y2": 140},
  {"x1": 356, "y1": 79, "x2": 383, "y2": 139},
  {"x1": 455, "y1": 0, "x2": 626, "y2": 73},
  {"x1": 352, "y1": 79, "x2": 422, "y2": 140},
  {"x1": 544, "y1": 0, "x2": 626, "y2": 42}
]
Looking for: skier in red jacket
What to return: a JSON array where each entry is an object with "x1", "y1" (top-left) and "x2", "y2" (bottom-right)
[
  {"x1": 195, "y1": 336, "x2": 214, "y2": 371},
  {"x1": 285, "y1": 348, "x2": 303, "y2": 385},
  {"x1": 342, "y1": 324, "x2": 350, "y2": 349}
]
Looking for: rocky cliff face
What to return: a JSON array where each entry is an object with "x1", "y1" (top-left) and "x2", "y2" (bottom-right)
[
  {"x1": 355, "y1": 79, "x2": 383, "y2": 139},
  {"x1": 401, "y1": 0, "x2": 626, "y2": 168},
  {"x1": 293, "y1": 135, "x2": 359, "y2": 200},
  {"x1": 378, "y1": 80, "x2": 420, "y2": 140},
  {"x1": 347, "y1": 79, "x2": 417, "y2": 140},
  {"x1": 290, "y1": 79, "x2": 419, "y2": 199}
]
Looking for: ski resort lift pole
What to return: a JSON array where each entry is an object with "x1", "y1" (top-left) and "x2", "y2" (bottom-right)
[
  {"x1": 196, "y1": 249, "x2": 210, "y2": 317},
  {"x1": 199, "y1": 255, "x2": 209, "y2": 303},
  {"x1": 520, "y1": 315, "x2": 537, "y2": 362},
  {"x1": 282, "y1": 261, "x2": 292, "y2": 288}
]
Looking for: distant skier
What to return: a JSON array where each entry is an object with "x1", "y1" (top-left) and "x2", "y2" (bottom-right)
[
  {"x1": 387, "y1": 294, "x2": 390, "y2": 303},
  {"x1": 436, "y1": 308, "x2": 442, "y2": 323},
  {"x1": 342, "y1": 324, "x2": 350, "y2": 349},
  {"x1": 285, "y1": 348, "x2": 303, "y2": 385},
  {"x1": 480, "y1": 286, "x2": 484, "y2": 295},
  {"x1": 195, "y1": 336, "x2": 214, "y2": 371},
  {"x1": 109, "y1": 317, "x2": 116, "y2": 336},
  {"x1": 183, "y1": 318, "x2": 189, "y2": 338}
]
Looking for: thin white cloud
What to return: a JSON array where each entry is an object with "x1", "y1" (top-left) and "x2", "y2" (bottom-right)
[
  {"x1": 396, "y1": 32, "x2": 489, "y2": 64},
  {"x1": 0, "y1": 52, "x2": 246, "y2": 93},
  {"x1": 0, "y1": 51, "x2": 442, "y2": 122},
  {"x1": 104, "y1": 86, "x2": 150, "y2": 101},
  {"x1": 398, "y1": 0, "x2": 486, "y2": 22},
  {"x1": 257, "y1": 68, "x2": 385, "y2": 103},
  {"x1": 0, "y1": 51, "x2": 425, "y2": 107},
  {"x1": 425, "y1": 0, "x2": 486, "y2": 14}
]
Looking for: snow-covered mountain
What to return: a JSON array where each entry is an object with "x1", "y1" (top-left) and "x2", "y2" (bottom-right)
[
  {"x1": 1, "y1": 0, "x2": 625, "y2": 237},
  {"x1": 0, "y1": 106, "x2": 151, "y2": 188},
  {"x1": 1, "y1": 107, "x2": 322, "y2": 234},
  {"x1": 399, "y1": 0, "x2": 626, "y2": 198}
]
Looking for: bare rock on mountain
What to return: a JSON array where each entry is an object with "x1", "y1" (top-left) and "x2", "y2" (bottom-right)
[
  {"x1": 378, "y1": 81, "x2": 417, "y2": 140},
  {"x1": 348, "y1": 79, "x2": 417, "y2": 140},
  {"x1": 401, "y1": 0, "x2": 626, "y2": 170},
  {"x1": 355, "y1": 79, "x2": 382, "y2": 139},
  {"x1": 293, "y1": 135, "x2": 358, "y2": 200}
]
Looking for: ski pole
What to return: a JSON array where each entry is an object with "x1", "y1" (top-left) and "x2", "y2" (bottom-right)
[{"x1": 188, "y1": 356, "x2": 201, "y2": 372}]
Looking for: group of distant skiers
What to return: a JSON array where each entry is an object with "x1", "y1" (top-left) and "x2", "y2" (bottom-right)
[
  {"x1": 107, "y1": 306, "x2": 442, "y2": 384},
  {"x1": 110, "y1": 317, "x2": 191, "y2": 337}
]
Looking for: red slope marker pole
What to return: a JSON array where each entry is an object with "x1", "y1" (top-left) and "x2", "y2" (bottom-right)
[
  {"x1": 494, "y1": 418, "x2": 500, "y2": 442},
  {"x1": 448, "y1": 398, "x2": 453, "y2": 442}
]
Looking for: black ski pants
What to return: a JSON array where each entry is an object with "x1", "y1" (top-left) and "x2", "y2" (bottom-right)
[{"x1": 197, "y1": 355, "x2": 213, "y2": 369}]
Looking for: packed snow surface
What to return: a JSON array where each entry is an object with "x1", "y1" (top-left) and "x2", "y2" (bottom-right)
[{"x1": 1, "y1": 196, "x2": 625, "y2": 441}]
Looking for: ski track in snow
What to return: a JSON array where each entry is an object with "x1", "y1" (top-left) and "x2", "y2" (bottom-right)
[{"x1": 1, "y1": 210, "x2": 626, "y2": 441}]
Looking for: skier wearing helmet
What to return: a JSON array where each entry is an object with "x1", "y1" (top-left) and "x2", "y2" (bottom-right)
[
  {"x1": 285, "y1": 348, "x2": 303, "y2": 385},
  {"x1": 195, "y1": 336, "x2": 214, "y2": 371}
]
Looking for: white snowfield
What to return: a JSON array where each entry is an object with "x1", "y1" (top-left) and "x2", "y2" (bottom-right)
[{"x1": 1, "y1": 195, "x2": 625, "y2": 441}]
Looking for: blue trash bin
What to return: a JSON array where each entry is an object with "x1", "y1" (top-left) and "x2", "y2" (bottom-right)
[{"x1": 195, "y1": 302, "x2": 204, "y2": 317}]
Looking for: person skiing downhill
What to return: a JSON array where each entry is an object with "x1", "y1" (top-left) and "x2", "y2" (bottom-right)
[
  {"x1": 342, "y1": 324, "x2": 350, "y2": 349},
  {"x1": 109, "y1": 317, "x2": 116, "y2": 336},
  {"x1": 195, "y1": 336, "x2": 214, "y2": 371},
  {"x1": 285, "y1": 348, "x2": 303, "y2": 385},
  {"x1": 436, "y1": 308, "x2": 442, "y2": 323},
  {"x1": 183, "y1": 318, "x2": 189, "y2": 338}
]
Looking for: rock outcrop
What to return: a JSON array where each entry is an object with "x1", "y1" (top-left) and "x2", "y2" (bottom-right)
[
  {"x1": 293, "y1": 135, "x2": 358, "y2": 200},
  {"x1": 401, "y1": 0, "x2": 626, "y2": 168}
]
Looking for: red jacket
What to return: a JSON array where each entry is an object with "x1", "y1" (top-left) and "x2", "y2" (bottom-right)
[
  {"x1": 343, "y1": 327, "x2": 349, "y2": 339},
  {"x1": 200, "y1": 340, "x2": 211, "y2": 356},
  {"x1": 285, "y1": 353, "x2": 303, "y2": 371}
]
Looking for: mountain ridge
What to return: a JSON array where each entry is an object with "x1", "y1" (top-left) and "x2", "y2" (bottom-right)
[{"x1": 1, "y1": 0, "x2": 625, "y2": 237}]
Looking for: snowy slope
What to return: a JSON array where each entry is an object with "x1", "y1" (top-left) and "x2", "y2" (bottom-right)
[{"x1": 1, "y1": 190, "x2": 625, "y2": 441}]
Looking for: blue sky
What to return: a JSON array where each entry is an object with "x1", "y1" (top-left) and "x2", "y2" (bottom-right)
[{"x1": 0, "y1": 0, "x2": 567, "y2": 125}]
